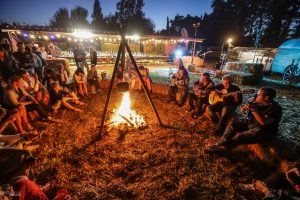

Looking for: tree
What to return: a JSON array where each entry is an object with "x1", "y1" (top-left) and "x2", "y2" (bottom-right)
[
  {"x1": 166, "y1": 17, "x2": 170, "y2": 31},
  {"x1": 115, "y1": 0, "x2": 155, "y2": 34},
  {"x1": 91, "y1": 0, "x2": 105, "y2": 30},
  {"x1": 262, "y1": 0, "x2": 300, "y2": 47},
  {"x1": 104, "y1": 14, "x2": 119, "y2": 32},
  {"x1": 49, "y1": 8, "x2": 69, "y2": 28},
  {"x1": 70, "y1": 6, "x2": 89, "y2": 28}
]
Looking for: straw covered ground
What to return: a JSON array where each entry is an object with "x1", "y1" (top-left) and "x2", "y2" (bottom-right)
[{"x1": 27, "y1": 89, "x2": 286, "y2": 200}]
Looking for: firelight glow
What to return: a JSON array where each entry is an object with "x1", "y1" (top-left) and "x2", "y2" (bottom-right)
[{"x1": 111, "y1": 92, "x2": 145, "y2": 127}]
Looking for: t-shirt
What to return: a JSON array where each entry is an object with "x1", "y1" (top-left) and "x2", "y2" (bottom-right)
[
  {"x1": 176, "y1": 75, "x2": 189, "y2": 88},
  {"x1": 193, "y1": 80, "x2": 214, "y2": 98},
  {"x1": 13, "y1": 178, "x2": 48, "y2": 200},
  {"x1": 248, "y1": 101, "x2": 282, "y2": 134}
]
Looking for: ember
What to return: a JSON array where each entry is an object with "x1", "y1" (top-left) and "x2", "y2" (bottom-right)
[{"x1": 110, "y1": 92, "x2": 146, "y2": 128}]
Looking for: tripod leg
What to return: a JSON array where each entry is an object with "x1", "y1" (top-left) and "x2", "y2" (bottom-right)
[
  {"x1": 97, "y1": 40, "x2": 124, "y2": 138},
  {"x1": 124, "y1": 38, "x2": 164, "y2": 127}
]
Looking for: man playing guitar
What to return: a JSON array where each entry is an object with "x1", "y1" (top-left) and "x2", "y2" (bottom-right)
[
  {"x1": 206, "y1": 75, "x2": 242, "y2": 135},
  {"x1": 187, "y1": 72, "x2": 214, "y2": 118}
]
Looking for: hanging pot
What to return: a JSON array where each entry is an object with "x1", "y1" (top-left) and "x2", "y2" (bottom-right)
[{"x1": 117, "y1": 82, "x2": 129, "y2": 93}]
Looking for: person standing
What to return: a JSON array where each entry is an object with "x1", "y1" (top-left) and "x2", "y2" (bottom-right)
[
  {"x1": 89, "y1": 46, "x2": 97, "y2": 66},
  {"x1": 73, "y1": 44, "x2": 88, "y2": 72}
]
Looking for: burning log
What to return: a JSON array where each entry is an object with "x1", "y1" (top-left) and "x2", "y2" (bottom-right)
[{"x1": 118, "y1": 114, "x2": 134, "y2": 127}]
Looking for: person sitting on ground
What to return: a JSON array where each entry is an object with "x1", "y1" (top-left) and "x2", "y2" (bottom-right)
[
  {"x1": 205, "y1": 87, "x2": 282, "y2": 153},
  {"x1": 116, "y1": 64, "x2": 124, "y2": 83},
  {"x1": 24, "y1": 46, "x2": 36, "y2": 75},
  {"x1": 138, "y1": 65, "x2": 152, "y2": 93},
  {"x1": 19, "y1": 69, "x2": 49, "y2": 107},
  {"x1": 0, "y1": 42, "x2": 19, "y2": 81},
  {"x1": 1, "y1": 97, "x2": 33, "y2": 132},
  {"x1": 49, "y1": 82, "x2": 84, "y2": 113},
  {"x1": 3, "y1": 76, "x2": 58, "y2": 122},
  {"x1": 43, "y1": 68, "x2": 59, "y2": 91},
  {"x1": 56, "y1": 64, "x2": 71, "y2": 91},
  {"x1": 240, "y1": 159, "x2": 300, "y2": 199},
  {"x1": 0, "y1": 148, "x2": 54, "y2": 200},
  {"x1": 187, "y1": 72, "x2": 214, "y2": 119},
  {"x1": 87, "y1": 65, "x2": 102, "y2": 94},
  {"x1": 0, "y1": 104, "x2": 25, "y2": 135},
  {"x1": 168, "y1": 68, "x2": 190, "y2": 107},
  {"x1": 73, "y1": 68, "x2": 89, "y2": 97},
  {"x1": 128, "y1": 64, "x2": 139, "y2": 90},
  {"x1": 13, "y1": 42, "x2": 35, "y2": 75},
  {"x1": 206, "y1": 75, "x2": 242, "y2": 135}
]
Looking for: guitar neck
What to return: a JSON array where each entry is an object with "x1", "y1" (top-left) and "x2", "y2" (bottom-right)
[{"x1": 222, "y1": 91, "x2": 238, "y2": 97}]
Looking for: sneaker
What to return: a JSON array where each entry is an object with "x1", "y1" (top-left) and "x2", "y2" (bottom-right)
[
  {"x1": 204, "y1": 144, "x2": 228, "y2": 154},
  {"x1": 97, "y1": 89, "x2": 103, "y2": 94},
  {"x1": 24, "y1": 123, "x2": 34, "y2": 131}
]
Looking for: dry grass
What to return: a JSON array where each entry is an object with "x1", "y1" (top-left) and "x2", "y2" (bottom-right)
[{"x1": 31, "y1": 91, "x2": 278, "y2": 199}]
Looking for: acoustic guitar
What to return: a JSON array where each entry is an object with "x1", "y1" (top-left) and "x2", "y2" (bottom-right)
[{"x1": 209, "y1": 89, "x2": 255, "y2": 105}]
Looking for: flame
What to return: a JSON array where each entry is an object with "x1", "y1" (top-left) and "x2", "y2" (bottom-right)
[{"x1": 111, "y1": 92, "x2": 146, "y2": 127}]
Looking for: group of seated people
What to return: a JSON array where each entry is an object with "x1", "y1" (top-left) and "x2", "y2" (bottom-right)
[
  {"x1": 168, "y1": 67, "x2": 300, "y2": 198},
  {"x1": 0, "y1": 41, "x2": 105, "y2": 199},
  {"x1": 1, "y1": 41, "x2": 297, "y2": 198},
  {"x1": 116, "y1": 63, "x2": 152, "y2": 93},
  {"x1": 168, "y1": 68, "x2": 282, "y2": 153}
]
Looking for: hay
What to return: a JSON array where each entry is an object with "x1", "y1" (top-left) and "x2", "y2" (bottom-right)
[{"x1": 31, "y1": 91, "x2": 282, "y2": 199}]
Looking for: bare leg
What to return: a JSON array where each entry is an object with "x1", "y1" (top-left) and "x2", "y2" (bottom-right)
[
  {"x1": 17, "y1": 105, "x2": 28, "y2": 124},
  {"x1": 83, "y1": 82, "x2": 89, "y2": 96},
  {"x1": 145, "y1": 78, "x2": 152, "y2": 91},
  {"x1": 42, "y1": 92, "x2": 50, "y2": 105},
  {"x1": 61, "y1": 98, "x2": 83, "y2": 112},
  {"x1": 77, "y1": 84, "x2": 84, "y2": 96},
  {"x1": 12, "y1": 112, "x2": 25, "y2": 133}
]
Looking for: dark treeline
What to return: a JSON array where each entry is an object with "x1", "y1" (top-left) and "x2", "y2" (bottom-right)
[
  {"x1": 48, "y1": 0, "x2": 155, "y2": 35},
  {"x1": 1, "y1": 0, "x2": 299, "y2": 47},
  {"x1": 160, "y1": 0, "x2": 300, "y2": 47}
]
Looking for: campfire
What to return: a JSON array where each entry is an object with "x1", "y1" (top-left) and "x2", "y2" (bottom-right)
[{"x1": 109, "y1": 92, "x2": 147, "y2": 129}]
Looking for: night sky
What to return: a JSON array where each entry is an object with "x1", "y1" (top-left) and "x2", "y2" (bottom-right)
[{"x1": 0, "y1": 0, "x2": 212, "y2": 31}]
